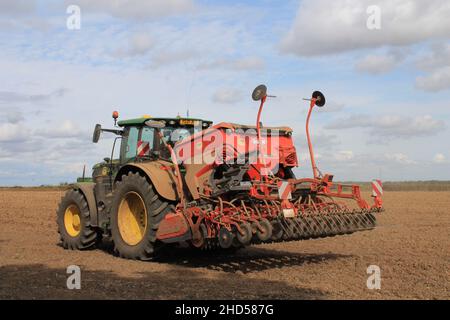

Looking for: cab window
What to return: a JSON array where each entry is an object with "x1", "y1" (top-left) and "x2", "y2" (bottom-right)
[
  {"x1": 141, "y1": 127, "x2": 155, "y2": 146},
  {"x1": 160, "y1": 127, "x2": 192, "y2": 146},
  {"x1": 121, "y1": 126, "x2": 139, "y2": 161}
]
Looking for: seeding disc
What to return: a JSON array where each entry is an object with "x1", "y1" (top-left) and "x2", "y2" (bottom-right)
[
  {"x1": 218, "y1": 227, "x2": 234, "y2": 249},
  {"x1": 256, "y1": 219, "x2": 272, "y2": 242},
  {"x1": 236, "y1": 223, "x2": 252, "y2": 245},
  {"x1": 191, "y1": 224, "x2": 207, "y2": 248},
  {"x1": 270, "y1": 220, "x2": 283, "y2": 241}
]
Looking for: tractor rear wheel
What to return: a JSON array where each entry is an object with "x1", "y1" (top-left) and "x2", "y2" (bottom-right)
[
  {"x1": 110, "y1": 172, "x2": 174, "y2": 260},
  {"x1": 56, "y1": 189, "x2": 100, "y2": 250}
]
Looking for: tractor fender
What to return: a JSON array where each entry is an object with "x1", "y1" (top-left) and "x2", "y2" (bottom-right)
[
  {"x1": 73, "y1": 182, "x2": 98, "y2": 227},
  {"x1": 115, "y1": 161, "x2": 178, "y2": 201}
]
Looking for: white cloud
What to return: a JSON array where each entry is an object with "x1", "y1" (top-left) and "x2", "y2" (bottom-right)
[
  {"x1": 281, "y1": 0, "x2": 450, "y2": 56},
  {"x1": 212, "y1": 88, "x2": 244, "y2": 104},
  {"x1": 326, "y1": 114, "x2": 446, "y2": 139},
  {"x1": 228, "y1": 57, "x2": 265, "y2": 71},
  {"x1": 414, "y1": 43, "x2": 450, "y2": 91},
  {"x1": 0, "y1": 109, "x2": 24, "y2": 124},
  {"x1": 295, "y1": 132, "x2": 340, "y2": 150},
  {"x1": 130, "y1": 33, "x2": 154, "y2": 54},
  {"x1": 0, "y1": 0, "x2": 36, "y2": 16},
  {"x1": 197, "y1": 56, "x2": 265, "y2": 71},
  {"x1": 71, "y1": 0, "x2": 195, "y2": 20},
  {"x1": 316, "y1": 101, "x2": 345, "y2": 113},
  {"x1": 0, "y1": 88, "x2": 67, "y2": 104},
  {"x1": 298, "y1": 152, "x2": 322, "y2": 162},
  {"x1": 35, "y1": 120, "x2": 86, "y2": 139},
  {"x1": 416, "y1": 66, "x2": 450, "y2": 92},
  {"x1": 416, "y1": 43, "x2": 450, "y2": 71},
  {"x1": 0, "y1": 123, "x2": 28, "y2": 142},
  {"x1": 61, "y1": 162, "x2": 87, "y2": 175},
  {"x1": 0, "y1": 0, "x2": 52, "y2": 33},
  {"x1": 355, "y1": 51, "x2": 405, "y2": 74},
  {"x1": 385, "y1": 153, "x2": 417, "y2": 164},
  {"x1": 114, "y1": 33, "x2": 154, "y2": 57},
  {"x1": 433, "y1": 153, "x2": 446, "y2": 163},
  {"x1": 334, "y1": 150, "x2": 354, "y2": 161},
  {"x1": 151, "y1": 50, "x2": 197, "y2": 68},
  {"x1": 416, "y1": 43, "x2": 450, "y2": 92}
]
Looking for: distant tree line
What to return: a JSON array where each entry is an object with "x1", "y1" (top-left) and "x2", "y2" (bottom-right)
[{"x1": 340, "y1": 181, "x2": 450, "y2": 192}]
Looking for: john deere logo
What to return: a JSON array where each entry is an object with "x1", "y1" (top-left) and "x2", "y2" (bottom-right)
[{"x1": 102, "y1": 167, "x2": 108, "y2": 176}]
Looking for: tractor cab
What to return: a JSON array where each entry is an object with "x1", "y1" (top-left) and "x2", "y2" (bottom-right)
[
  {"x1": 118, "y1": 117, "x2": 212, "y2": 162},
  {"x1": 92, "y1": 115, "x2": 213, "y2": 182}
]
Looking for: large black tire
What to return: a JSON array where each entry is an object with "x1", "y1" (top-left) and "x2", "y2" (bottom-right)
[
  {"x1": 110, "y1": 172, "x2": 174, "y2": 260},
  {"x1": 56, "y1": 189, "x2": 100, "y2": 250}
]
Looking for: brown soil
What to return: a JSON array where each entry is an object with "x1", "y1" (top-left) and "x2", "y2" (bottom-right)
[{"x1": 0, "y1": 190, "x2": 448, "y2": 299}]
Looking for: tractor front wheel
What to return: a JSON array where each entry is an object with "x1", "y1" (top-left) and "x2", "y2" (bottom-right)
[
  {"x1": 110, "y1": 172, "x2": 174, "y2": 260},
  {"x1": 56, "y1": 189, "x2": 100, "y2": 250}
]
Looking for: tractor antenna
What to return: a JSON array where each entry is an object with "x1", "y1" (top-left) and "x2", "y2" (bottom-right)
[{"x1": 82, "y1": 165, "x2": 86, "y2": 180}]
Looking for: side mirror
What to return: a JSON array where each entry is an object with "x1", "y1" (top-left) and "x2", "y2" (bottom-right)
[
  {"x1": 252, "y1": 84, "x2": 267, "y2": 101},
  {"x1": 93, "y1": 124, "x2": 102, "y2": 143},
  {"x1": 145, "y1": 120, "x2": 165, "y2": 129}
]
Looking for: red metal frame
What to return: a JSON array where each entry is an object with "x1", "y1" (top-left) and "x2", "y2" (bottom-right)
[
  {"x1": 306, "y1": 98, "x2": 319, "y2": 179},
  {"x1": 155, "y1": 90, "x2": 383, "y2": 245}
]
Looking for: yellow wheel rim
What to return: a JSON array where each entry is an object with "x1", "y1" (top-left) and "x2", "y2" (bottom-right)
[
  {"x1": 118, "y1": 191, "x2": 147, "y2": 246},
  {"x1": 64, "y1": 204, "x2": 81, "y2": 237}
]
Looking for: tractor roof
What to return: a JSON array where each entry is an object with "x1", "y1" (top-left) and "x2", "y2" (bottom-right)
[{"x1": 117, "y1": 117, "x2": 212, "y2": 127}]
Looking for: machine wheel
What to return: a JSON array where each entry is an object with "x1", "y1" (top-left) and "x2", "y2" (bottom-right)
[
  {"x1": 255, "y1": 219, "x2": 272, "y2": 241},
  {"x1": 218, "y1": 227, "x2": 234, "y2": 249},
  {"x1": 56, "y1": 189, "x2": 100, "y2": 250},
  {"x1": 232, "y1": 237, "x2": 243, "y2": 248},
  {"x1": 110, "y1": 172, "x2": 174, "y2": 260},
  {"x1": 270, "y1": 220, "x2": 283, "y2": 241},
  {"x1": 236, "y1": 222, "x2": 252, "y2": 245},
  {"x1": 190, "y1": 224, "x2": 208, "y2": 249}
]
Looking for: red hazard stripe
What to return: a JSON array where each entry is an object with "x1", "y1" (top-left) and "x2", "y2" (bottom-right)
[
  {"x1": 278, "y1": 181, "x2": 292, "y2": 200},
  {"x1": 137, "y1": 141, "x2": 150, "y2": 157},
  {"x1": 372, "y1": 179, "x2": 383, "y2": 197}
]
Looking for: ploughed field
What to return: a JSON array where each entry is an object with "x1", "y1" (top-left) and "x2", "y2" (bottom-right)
[{"x1": 0, "y1": 189, "x2": 448, "y2": 299}]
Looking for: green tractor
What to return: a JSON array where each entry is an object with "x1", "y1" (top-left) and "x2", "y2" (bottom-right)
[
  {"x1": 56, "y1": 114, "x2": 212, "y2": 259},
  {"x1": 57, "y1": 86, "x2": 382, "y2": 261}
]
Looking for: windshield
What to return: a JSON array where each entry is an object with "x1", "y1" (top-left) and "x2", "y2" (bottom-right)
[
  {"x1": 160, "y1": 126, "x2": 197, "y2": 145},
  {"x1": 119, "y1": 124, "x2": 205, "y2": 163}
]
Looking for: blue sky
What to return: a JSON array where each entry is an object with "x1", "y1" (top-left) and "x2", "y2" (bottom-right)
[{"x1": 0, "y1": 0, "x2": 449, "y2": 185}]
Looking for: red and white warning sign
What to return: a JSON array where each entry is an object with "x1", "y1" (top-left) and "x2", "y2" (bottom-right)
[
  {"x1": 137, "y1": 141, "x2": 150, "y2": 157},
  {"x1": 371, "y1": 179, "x2": 383, "y2": 197},
  {"x1": 278, "y1": 181, "x2": 292, "y2": 200}
]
